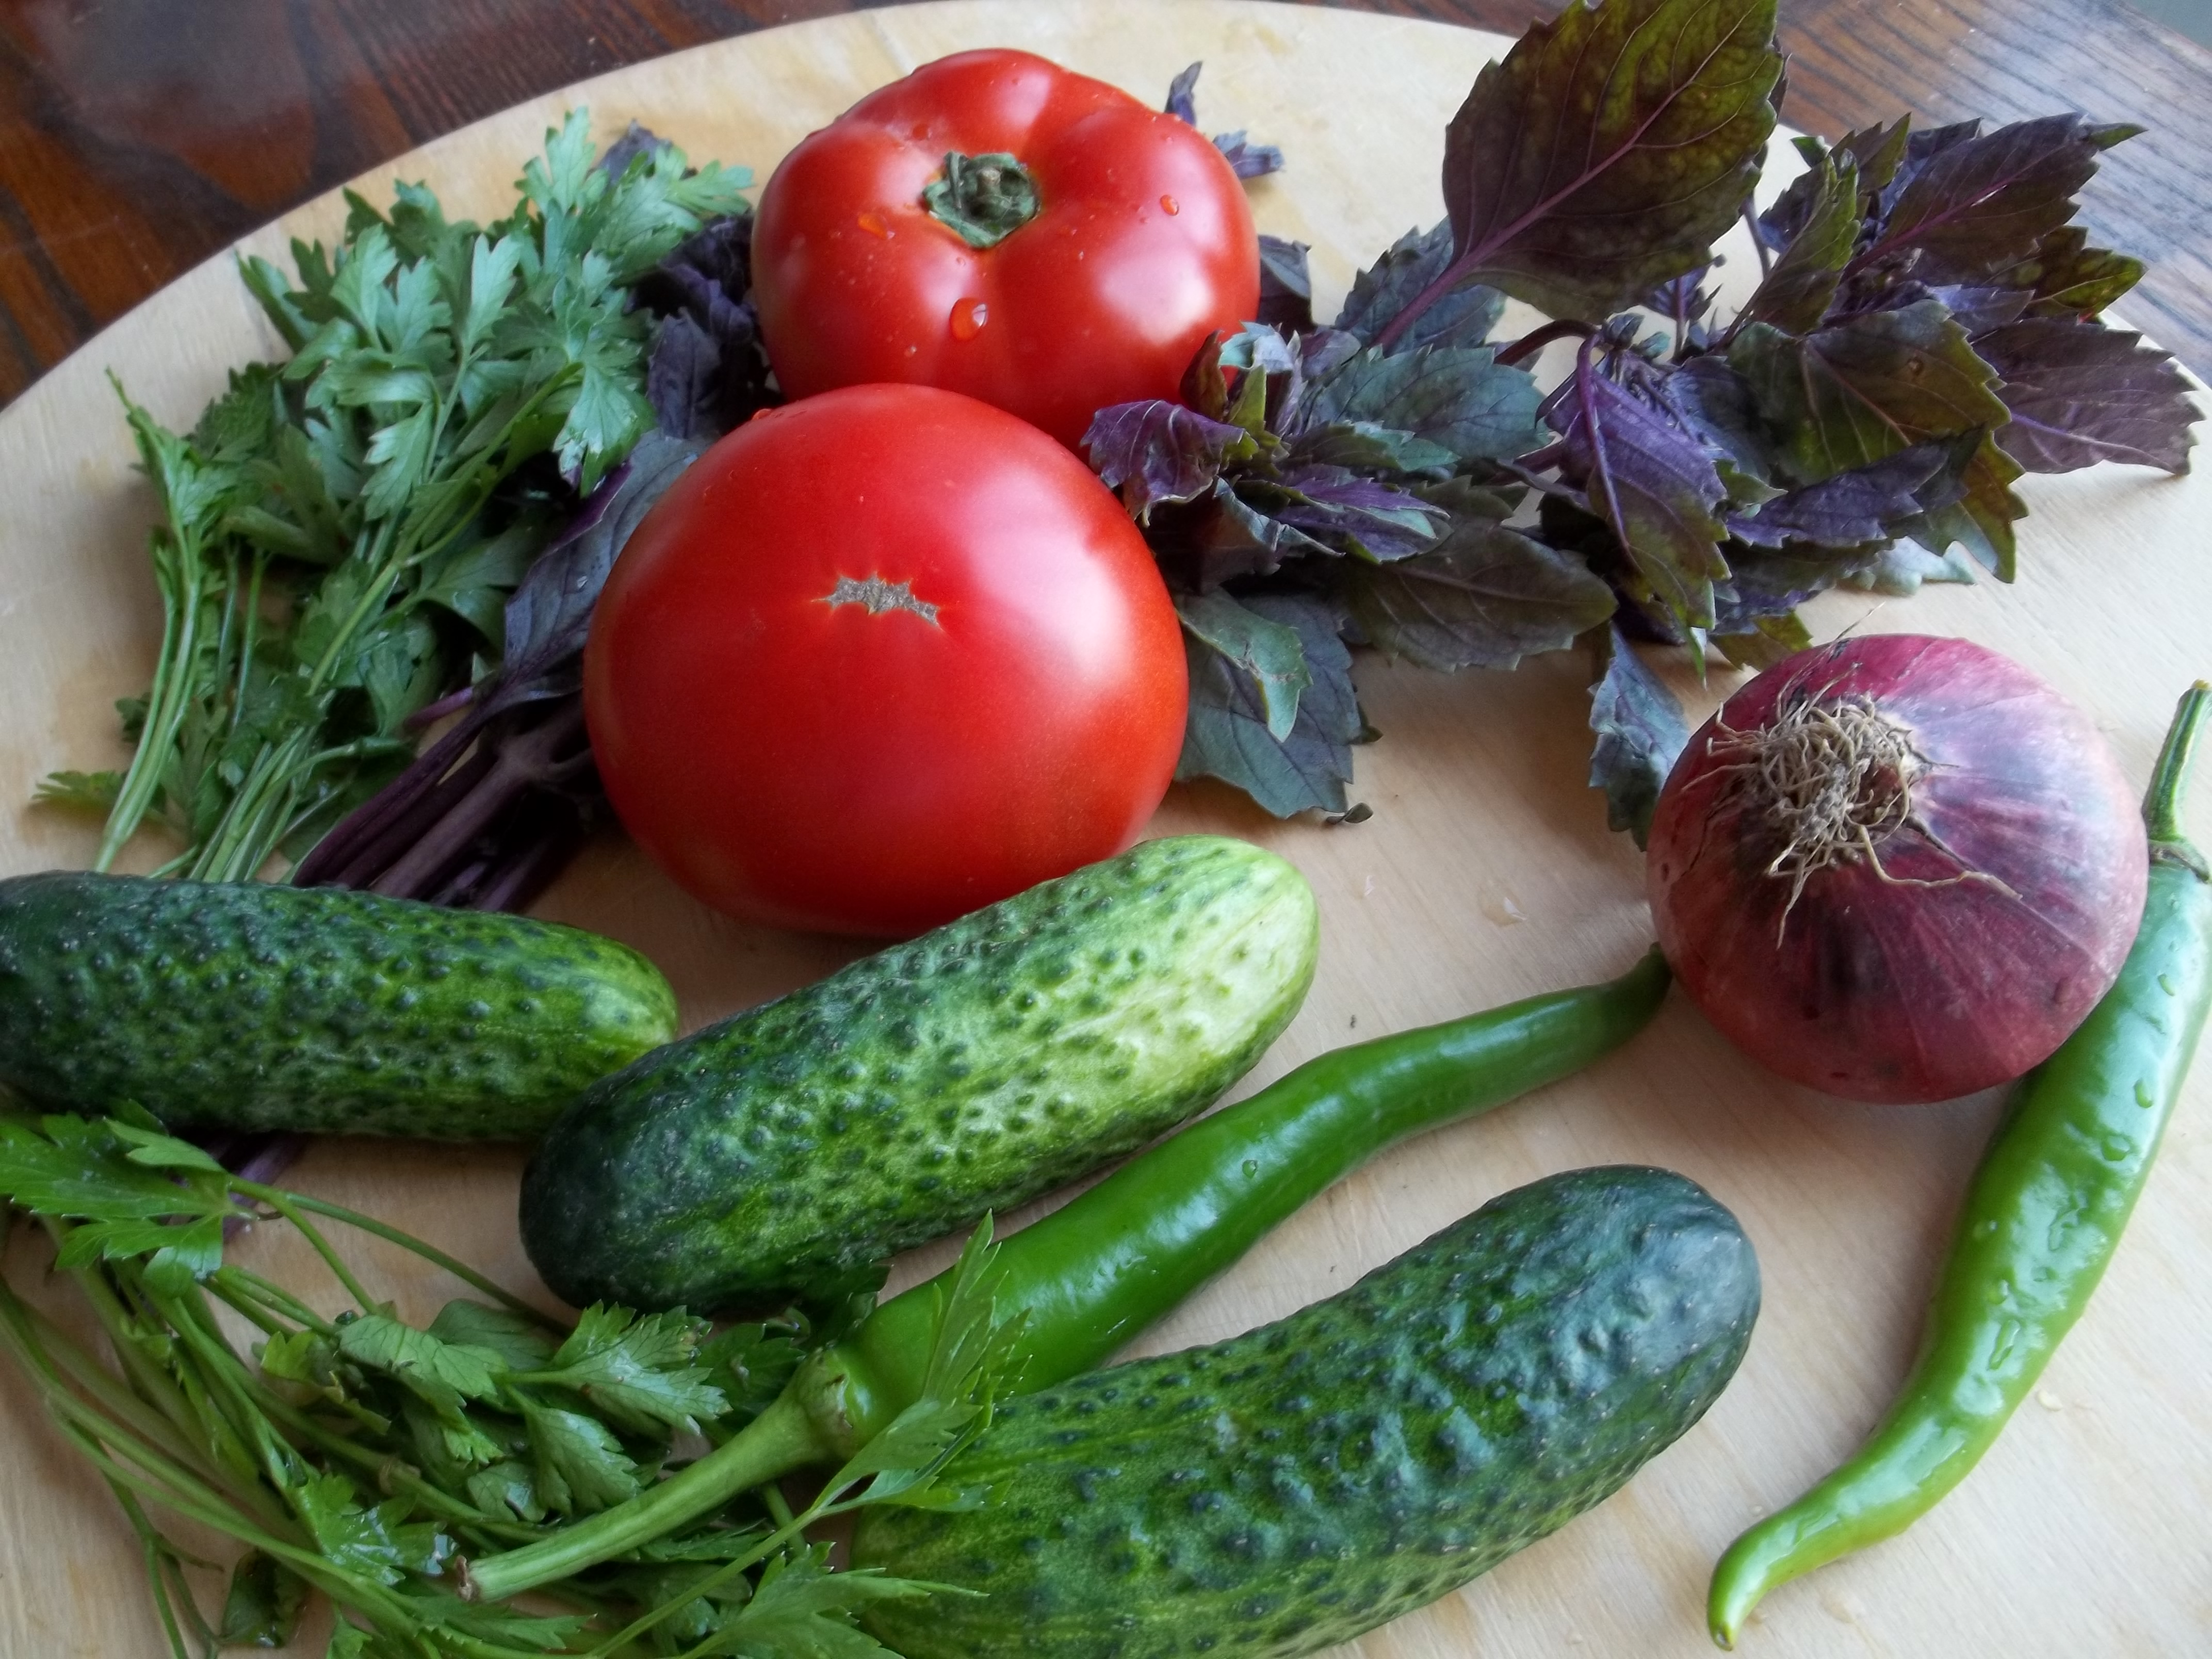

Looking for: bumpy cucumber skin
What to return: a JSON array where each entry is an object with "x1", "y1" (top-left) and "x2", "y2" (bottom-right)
[
  {"x1": 519, "y1": 836, "x2": 1319, "y2": 1313},
  {"x1": 852, "y1": 1166, "x2": 1759, "y2": 1659},
  {"x1": 0, "y1": 873, "x2": 678, "y2": 1138}
]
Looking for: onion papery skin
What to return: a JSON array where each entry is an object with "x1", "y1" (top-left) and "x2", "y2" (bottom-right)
[{"x1": 1646, "y1": 635, "x2": 2148, "y2": 1104}]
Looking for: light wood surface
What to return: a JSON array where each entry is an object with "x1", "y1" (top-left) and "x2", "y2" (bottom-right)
[{"x1": 2, "y1": 5, "x2": 2207, "y2": 1655}]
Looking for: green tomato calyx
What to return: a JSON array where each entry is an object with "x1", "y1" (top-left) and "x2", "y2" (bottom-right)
[{"x1": 923, "y1": 151, "x2": 1040, "y2": 249}]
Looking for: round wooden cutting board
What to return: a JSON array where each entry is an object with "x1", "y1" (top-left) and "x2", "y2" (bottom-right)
[{"x1": 3, "y1": 4, "x2": 2207, "y2": 1654}]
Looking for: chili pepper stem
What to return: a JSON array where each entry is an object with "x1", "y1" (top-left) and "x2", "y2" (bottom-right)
[
  {"x1": 2143, "y1": 680, "x2": 2210, "y2": 846},
  {"x1": 1707, "y1": 684, "x2": 2212, "y2": 1649}
]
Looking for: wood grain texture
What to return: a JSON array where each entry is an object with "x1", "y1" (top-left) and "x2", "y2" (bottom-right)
[
  {"x1": 3, "y1": 6, "x2": 2210, "y2": 1656},
  {"x1": 1, "y1": 0, "x2": 2210, "y2": 408}
]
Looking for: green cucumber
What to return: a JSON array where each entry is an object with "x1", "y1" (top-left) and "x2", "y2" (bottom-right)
[
  {"x1": 852, "y1": 1165, "x2": 1759, "y2": 1659},
  {"x1": 519, "y1": 835, "x2": 1319, "y2": 1313},
  {"x1": 0, "y1": 872, "x2": 678, "y2": 1138}
]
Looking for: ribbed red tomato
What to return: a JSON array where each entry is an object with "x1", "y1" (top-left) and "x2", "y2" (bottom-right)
[
  {"x1": 582, "y1": 384, "x2": 1189, "y2": 937},
  {"x1": 751, "y1": 48, "x2": 1259, "y2": 448}
]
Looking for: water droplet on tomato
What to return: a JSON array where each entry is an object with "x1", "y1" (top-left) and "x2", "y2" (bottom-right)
[
  {"x1": 1241, "y1": 1159, "x2": 1259, "y2": 1179},
  {"x1": 949, "y1": 298, "x2": 988, "y2": 340},
  {"x1": 2158, "y1": 972, "x2": 2178, "y2": 996},
  {"x1": 2101, "y1": 1131, "x2": 2135, "y2": 1162},
  {"x1": 2135, "y1": 1079, "x2": 2157, "y2": 1109},
  {"x1": 1159, "y1": 194, "x2": 1180, "y2": 215},
  {"x1": 856, "y1": 210, "x2": 890, "y2": 238}
]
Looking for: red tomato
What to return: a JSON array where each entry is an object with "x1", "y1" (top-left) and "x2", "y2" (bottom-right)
[
  {"x1": 751, "y1": 48, "x2": 1260, "y2": 448},
  {"x1": 582, "y1": 384, "x2": 1190, "y2": 936}
]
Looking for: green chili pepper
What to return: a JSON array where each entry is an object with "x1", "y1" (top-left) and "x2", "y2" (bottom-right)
[
  {"x1": 1706, "y1": 683, "x2": 2212, "y2": 1649},
  {"x1": 462, "y1": 946, "x2": 1671, "y2": 1602}
]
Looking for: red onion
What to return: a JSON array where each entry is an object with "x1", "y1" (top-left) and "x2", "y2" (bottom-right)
[{"x1": 1646, "y1": 635, "x2": 2148, "y2": 1103}]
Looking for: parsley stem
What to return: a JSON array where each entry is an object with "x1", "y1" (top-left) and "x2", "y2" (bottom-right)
[
  {"x1": 97, "y1": 540, "x2": 208, "y2": 871},
  {"x1": 462, "y1": 1389, "x2": 826, "y2": 1604},
  {"x1": 235, "y1": 1181, "x2": 562, "y2": 1329},
  {"x1": 0, "y1": 1275, "x2": 274, "y2": 1525},
  {"x1": 243, "y1": 1185, "x2": 381, "y2": 1313},
  {"x1": 212, "y1": 1264, "x2": 335, "y2": 1335}
]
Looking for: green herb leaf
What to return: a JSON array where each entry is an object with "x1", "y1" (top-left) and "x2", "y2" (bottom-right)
[
  {"x1": 681, "y1": 1547, "x2": 936, "y2": 1658},
  {"x1": 31, "y1": 770, "x2": 124, "y2": 813},
  {"x1": 336, "y1": 1313, "x2": 507, "y2": 1423},
  {"x1": 219, "y1": 1549, "x2": 311, "y2": 1648},
  {"x1": 518, "y1": 1396, "x2": 642, "y2": 1515},
  {"x1": 296, "y1": 1474, "x2": 453, "y2": 1586},
  {"x1": 528, "y1": 1305, "x2": 728, "y2": 1436},
  {"x1": 0, "y1": 1117, "x2": 234, "y2": 1264},
  {"x1": 1426, "y1": 0, "x2": 1781, "y2": 326},
  {"x1": 428, "y1": 1300, "x2": 560, "y2": 1371}
]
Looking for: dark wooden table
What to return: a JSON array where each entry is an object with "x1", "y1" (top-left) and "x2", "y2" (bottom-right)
[{"x1": 3, "y1": 0, "x2": 2209, "y2": 410}]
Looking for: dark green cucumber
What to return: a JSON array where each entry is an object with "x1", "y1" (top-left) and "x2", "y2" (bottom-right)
[
  {"x1": 0, "y1": 872, "x2": 677, "y2": 1137},
  {"x1": 852, "y1": 1165, "x2": 1760, "y2": 1659},
  {"x1": 519, "y1": 835, "x2": 1319, "y2": 1313}
]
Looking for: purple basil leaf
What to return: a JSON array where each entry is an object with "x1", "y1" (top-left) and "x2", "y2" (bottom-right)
[
  {"x1": 1976, "y1": 317, "x2": 2199, "y2": 475},
  {"x1": 1256, "y1": 235, "x2": 1314, "y2": 332},
  {"x1": 1645, "y1": 268, "x2": 1717, "y2": 328},
  {"x1": 635, "y1": 215, "x2": 755, "y2": 337},
  {"x1": 1551, "y1": 354, "x2": 1731, "y2": 629},
  {"x1": 647, "y1": 312, "x2": 724, "y2": 441},
  {"x1": 1305, "y1": 345, "x2": 1544, "y2": 463},
  {"x1": 632, "y1": 214, "x2": 773, "y2": 436},
  {"x1": 1289, "y1": 421, "x2": 1457, "y2": 474},
  {"x1": 595, "y1": 122, "x2": 671, "y2": 180},
  {"x1": 1710, "y1": 608, "x2": 1813, "y2": 671},
  {"x1": 1151, "y1": 480, "x2": 1311, "y2": 591},
  {"x1": 1738, "y1": 152, "x2": 1859, "y2": 335},
  {"x1": 1331, "y1": 223, "x2": 1504, "y2": 355},
  {"x1": 1876, "y1": 118, "x2": 1983, "y2": 215},
  {"x1": 1159, "y1": 62, "x2": 1283, "y2": 178},
  {"x1": 1214, "y1": 132, "x2": 1285, "y2": 179},
  {"x1": 1588, "y1": 622, "x2": 1689, "y2": 847},
  {"x1": 497, "y1": 433, "x2": 705, "y2": 691},
  {"x1": 1165, "y1": 62, "x2": 1202, "y2": 124},
  {"x1": 1422, "y1": 0, "x2": 1781, "y2": 330},
  {"x1": 1658, "y1": 355, "x2": 1777, "y2": 505},
  {"x1": 1756, "y1": 120, "x2": 1905, "y2": 253},
  {"x1": 1725, "y1": 302, "x2": 2004, "y2": 484},
  {"x1": 1265, "y1": 466, "x2": 1446, "y2": 561},
  {"x1": 1892, "y1": 437, "x2": 2024, "y2": 577},
  {"x1": 1727, "y1": 439, "x2": 1959, "y2": 547},
  {"x1": 1727, "y1": 300, "x2": 2024, "y2": 573},
  {"x1": 1083, "y1": 400, "x2": 1254, "y2": 519},
  {"x1": 1346, "y1": 515, "x2": 1615, "y2": 671},
  {"x1": 1927, "y1": 285, "x2": 2031, "y2": 333},
  {"x1": 1175, "y1": 590, "x2": 1312, "y2": 741},
  {"x1": 1995, "y1": 225, "x2": 2144, "y2": 319},
  {"x1": 1861, "y1": 115, "x2": 2115, "y2": 283},
  {"x1": 1177, "y1": 591, "x2": 1361, "y2": 817}
]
